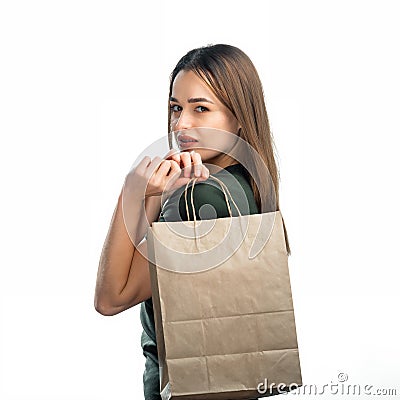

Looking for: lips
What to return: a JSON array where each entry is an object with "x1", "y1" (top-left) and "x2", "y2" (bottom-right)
[{"x1": 177, "y1": 134, "x2": 198, "y2": 143}]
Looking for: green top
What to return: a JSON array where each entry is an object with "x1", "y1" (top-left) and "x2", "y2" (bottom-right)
[{"x1": 139, "y1": 163, "x2": 259, "y2": 400}]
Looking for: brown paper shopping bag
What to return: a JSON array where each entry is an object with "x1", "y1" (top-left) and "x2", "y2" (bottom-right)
[{"x1": 147, "y1": 175, "x2": 302, "y2": 400}]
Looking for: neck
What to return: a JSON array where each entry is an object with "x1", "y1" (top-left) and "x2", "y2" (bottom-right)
[{"x1": 207, "y1": 153, "x2": 239, "y2": 170}]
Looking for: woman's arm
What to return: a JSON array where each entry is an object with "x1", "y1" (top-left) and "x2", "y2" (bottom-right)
[
  {"x1": 94, "y1": 151, "x2": 209, "y2": 316},
  {"x1": 94, "y1": 187, "x2": 162, "y2": 316}
]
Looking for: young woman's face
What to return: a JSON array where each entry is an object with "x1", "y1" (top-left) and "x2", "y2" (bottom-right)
[{"x1": 170, "y1": 70, "x2": 241, "y2": 165}]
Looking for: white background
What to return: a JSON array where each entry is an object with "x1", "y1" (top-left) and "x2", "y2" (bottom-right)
[{"x1": 1, "y1": 1, "x2": 399, "y2": 399}]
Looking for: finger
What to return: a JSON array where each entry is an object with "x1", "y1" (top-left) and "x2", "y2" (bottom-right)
[
  {"x1": 134, "y1": 155, "x2": 152, "y2": 174},
  {"x1": 190, "y1": 151, "x2": 203, "y2": 177},
  {"x1": 167, "y1": 160, "x2": 182, "y2": 183},
  {"x1": 148, "y1": 160, "x2": 172, "y2": 186},
  {"x1": 169, "y1": 153, "x2": 181, "y2": 165},
  {"x1": 180, "y1": 151, "x2": 192, "y2": 178},
  {"x1": 164, "y1": 161, "x2": 190, "y2": 195},
  {"x1": 168, "y1": 159, "x2": 181, "y2": 176},
  {"x1": 163, "y1": 148, "x2": 180, "y2": 162},
  {"x1": 153, "y1": 159, "x2": 172, "y2": 180},
  {"x1": 146, "y1": 156, "x2": 163, "y2": 177},
  {"x1": 201, "y1": 164, "x2": 210, "y2": 179},
  {"x1": 164, "y1": 160, "x2": 182, "y2": 193},
  {"x1": 195, "y1": 165, "x2": 210, "y2": 181}
]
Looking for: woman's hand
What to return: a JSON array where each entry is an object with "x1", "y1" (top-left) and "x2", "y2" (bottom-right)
[
  {"x1": 124, "y1": 149, "x2": 210, "y2": 200},
  {"x1": 165, "y1": 148, "x2": 210, "y2": 178}
]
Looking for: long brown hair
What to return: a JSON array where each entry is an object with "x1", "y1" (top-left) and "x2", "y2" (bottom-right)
[{"x1": 167, "y1": 44, "x2": 291, "y2": 256}]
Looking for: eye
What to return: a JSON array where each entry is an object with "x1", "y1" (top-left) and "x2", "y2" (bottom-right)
[
  {"x1": 195, "y1": 106, "x2": 209, "y2": 113},
  {"x1": 170, "y1": 104, "x2": 181, "y2": 113}
]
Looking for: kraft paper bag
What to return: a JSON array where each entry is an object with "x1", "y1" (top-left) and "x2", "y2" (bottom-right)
[{"x1": 146, "y1": 175, "x2": 302, "y2": 400}]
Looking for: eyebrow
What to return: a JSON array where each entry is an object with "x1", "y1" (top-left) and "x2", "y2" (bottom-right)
[{"x1": 169, "y1": 96, "x2": 215, "y2": 104}]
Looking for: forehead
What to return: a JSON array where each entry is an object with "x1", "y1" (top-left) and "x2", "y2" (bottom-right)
[{"x1": 171, "y1": 70, "x2": 217, "y2": 100}]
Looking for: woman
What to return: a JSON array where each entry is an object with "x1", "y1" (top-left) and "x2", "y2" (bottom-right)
[{"x1": 94, "y1": 44, "x2": 291, "y2": 399}]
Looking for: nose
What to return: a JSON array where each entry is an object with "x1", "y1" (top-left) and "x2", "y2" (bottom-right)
[{"x1": 174, "y1": 109, "x2": 194, "y2": 131}]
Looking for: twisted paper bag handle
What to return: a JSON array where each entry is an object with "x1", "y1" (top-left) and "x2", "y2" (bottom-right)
[{"x1": 183, "y1": 174, "x2": 246, "y2": 247}]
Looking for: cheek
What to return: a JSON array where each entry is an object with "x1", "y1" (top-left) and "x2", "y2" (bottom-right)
[
  {"x1": 213, "y1": 113, "x2": 238, "y2": 131},
  {"x1": 197, "y1": 128, "x2": 238, "y2": 153}
]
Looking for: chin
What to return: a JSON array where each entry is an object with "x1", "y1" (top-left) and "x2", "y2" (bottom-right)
[{"x1": 199, "y1": 150, "x2": 227, "y2": 166}]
